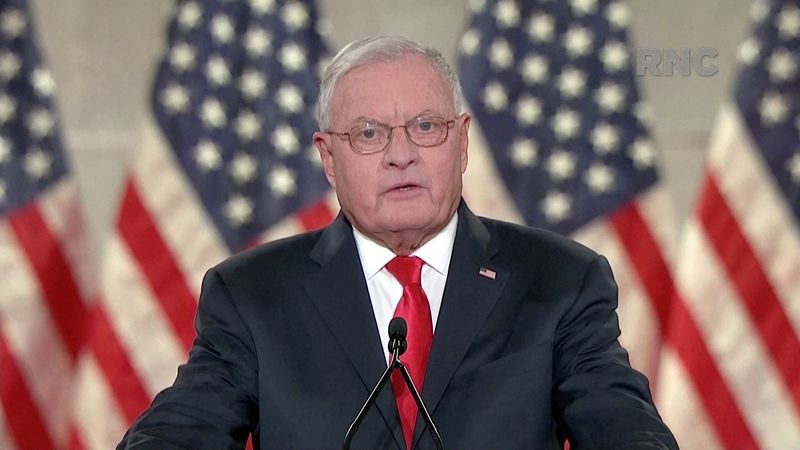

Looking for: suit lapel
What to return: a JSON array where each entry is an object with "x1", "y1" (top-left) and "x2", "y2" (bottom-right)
[
  {"x1": 303, "y1": 214, "x2": 404, "y2": 449},
  {"x1": 413, "y1": 204, "x2": 509, "y2": 447}
]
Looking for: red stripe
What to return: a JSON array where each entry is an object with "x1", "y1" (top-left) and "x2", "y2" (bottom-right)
[
  {"x1": 117, "y1": 180, "x2": 197, "y2": 350},
  {"x1": 8, "y1": 202, "x2": 87, "y2": 360},
  {"x1": 296, "y1": 197, "x2": 336, "y2": 231},
  {"x1": 698, "y1": 175, "x2": 800, "y2": 413},
  {"x1": 610, "y1": 202, "x2": 759, "y2": 450},
  {"x1": 67, "y1": 427, "x2": 86, "y2": 450},
  {"x1": 0, "y1": 327, "x2": 56, "y2": 450},
  {"x1": 87, "y1": 304, "x2": 151, "y2": 423}
]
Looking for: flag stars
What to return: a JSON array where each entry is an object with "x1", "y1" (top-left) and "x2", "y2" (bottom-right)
[
  {"x1": 558, "y1": 68, "x2": 587, "y2": 98},
  {"x1": 552, "y1": 108, "x2": 581, "y2": 140},
  {"x1": 493, "y1": 0, "x2": 520, "y2": 29},
  {"x1": 750, "y1": 0, "x2": 770, "y2": 23},
  {"x1": 591, "y1": 123, "x2": 620, "y2": 154},
  {"x1": 194, "y1": 139, "x2": 222, "y2": 172},
  {"x1": 0, "y1": 94, "x2": 15, "y2": 123},
  {"x1": 24, "y1": 149, "x2": 52, "y2": 180},
  {"x1": 596, "y1": 83, "x2": 626, "y2": 113},
  {"x1": 460, "y1": 29, "x2": 481, "y2": 56},
  {"x1": 767, "y1": 49, "x2": 796, "y2": 82},
  {"x1": 570, "y1": 0, "x2": 597, "y2": 16},
  {"x1": 600, "y1": 42, "x2": 629, "y2": 72},
  {"x1": 1, "y1": 9, "x2": 26, "y2": 39},
  {"x1": 585, "y1": 164, "x2": 615, "y2": 193},
  {"x1": 211, "y1": 14, "x2": 235, "y2": 44},
  {"x1": 759, "y1": 92, "x2": 789, "y2": 125},
  {"x1": 250, "y1": 0, "x2": 276, "y2": 15},
  {"x1": 177, "y1": 2, "x2": 202, "y2": 30},
  {"x1": 278, "y1": 42, "x2": 307, "y2": 72},
  {"x1": 268, "y1": 165, "x2": 297, "y2": 197},
  {"x1": 235, "y1": 111, "x2": 262, "y2": 142},
  {"x1": 541, "y1": 191, "x2": 572, "y2": 223},
  {"x1": 515, "y1": 95, "x2": 542, "y2": 126},
  {"x1": 281, "y1": 1, "x2": 310, "y2": 30},
  {"x1": 509, "y1": 139, "x2": 538, "y2": 169},
  {"x1": 468, "y1": 0, "x2": 487, "y2": 14},
  {"x1": 629, "y1": 139, "x2": 657, "y2": 170},
  {"x1": 200, "y1": 98, "x2": 227, "y2": 129},
  {"x1": 546, "y1": 150, "x2": 577, "y2": 181},
  {"x1": 606, "y1": 2, "x2": 631, "y2": 28},
  {"x1": 0, "y1": 181, "x2": 6, "y2": 203},
  {"x1": 0, "y1": 135, "x2": 10, "y2": 163},
  {"x1": 277, "y1": 83, "x2": 304, "y2": 113},
  {"x1": 273, "y1": 124, "x2": 300, "y2": 155},
  {"x1": 229, "y1": 153, "x2": 258, "y2": 184},
  {"x1": 169, "y1": 43, "x2": 197, "y2": 72},
  {"x1": 160, "y1": 84, "x2": 190, "y2": 113},
  {"x1": 482, "y1": 81, "x2": 508, "y2": 112},
  {"x1": 0, "y1": 51, "x2": 21, "y2": 80},
  {"x1": 777, "y1": 5, "x2": 800, "y2": 40},
  {"x1": 563, "y1": 26, "x2": 593, "y2": 58},
  {"x1": 224, "y1": 194, "x2": 254, "y2": 226},
  {"x1": 27, "y1": 108, "x2": 54, "y2": 139},
  {"x1": 738, "y1": 38, "x2": 761, "y2": 65},
  {"x1": 245, "y1": 28, "x2": 272, "y2": 57},
  {"x1": 239, "y1": 69, "x2": 268, "y2": 100},
  {"x1": 489, "y1": 38, "x2": 514, "y2": 70},
  {"x1": 520, "y1": 54, "x2": 548, "y2": 84},
  {"x1": 206, "y1": 55, "x2": 231, "y2": 86},
  {"x1": 527, "y1": 14, "x2": 555, "y2": 42},
  {"x1": 32, "y1": 68, "x2": 55, "y2": 97},
  {"x1": 787, "y1": 153, "x2": 800, "y2": 183}
]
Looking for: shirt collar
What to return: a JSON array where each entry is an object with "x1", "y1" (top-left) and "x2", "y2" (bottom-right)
[{"x1": 353, "y1": 212, "x2": 459, "y2": 279}]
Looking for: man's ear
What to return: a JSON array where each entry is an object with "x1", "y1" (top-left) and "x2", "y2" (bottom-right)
[
  {"x1": 459, "y1": 114, "x2": 470, "y2": 173},
  {"x1": 313, "y1": 131, "x2": 336, "y2": 188}
]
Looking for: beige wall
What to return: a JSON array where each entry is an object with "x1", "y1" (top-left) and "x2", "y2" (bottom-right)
[{"x1": 30, "y1": 0, "x2": 755, "y2": 259}]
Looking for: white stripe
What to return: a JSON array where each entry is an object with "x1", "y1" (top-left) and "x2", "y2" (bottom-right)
[
  {"x1": 462, "y1": 110, "x2": 525, "y2": 224},
  {"x1": 37, "y1": 177, "x2": 94, "y2": 303},
  {"x1": 0, "y1": 223, "x2": 74, "y2": 444},
  {"x1": 707, "y1": 105, "x2": 800, "y2": 334},
  {"x1": 132, "y1": 117, "x2": 228, "y2": 297},
  {"x1": 258, "y1": 190, "x2": 339, "y2": 244},
  {"x1": 655, "y1": 348, "x2": 723, "y2": 450},
  {"x1": 0, "y1": 405, "x2": 16, "y2": 450},
  {"x1": 72, "y1": 356, "x2": 127, "y2": 450},
  {"x1": 101, "y1": 234, "x2": 186, "y2": 396},
  {"x1": 676, "y1": 219, "x2": 800, "y2": 448},
  {"x1": 636, "y1": 185, "x2": 679, "y2": 264},
  {"x1": 572, "y1": 219, "x2": 662, "y2": 381}
]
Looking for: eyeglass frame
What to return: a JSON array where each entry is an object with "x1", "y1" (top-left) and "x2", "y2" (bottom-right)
[{"x1": 323, "y1": 114, "x2": 460, "y2": 155}]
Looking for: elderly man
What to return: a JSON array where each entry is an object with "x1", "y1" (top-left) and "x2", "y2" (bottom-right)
[{"x1": 119, "y1": 36, "x2": 677, "y2": 450}]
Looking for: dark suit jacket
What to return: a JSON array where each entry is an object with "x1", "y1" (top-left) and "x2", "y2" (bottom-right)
[{"x1": 119, "y1": 202, "x2": 677, "y2": 449}]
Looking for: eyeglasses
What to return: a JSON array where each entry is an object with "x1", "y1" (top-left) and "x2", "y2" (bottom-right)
[{"x1": 325, "y1": 115, "x2": 456, "y2": 155}]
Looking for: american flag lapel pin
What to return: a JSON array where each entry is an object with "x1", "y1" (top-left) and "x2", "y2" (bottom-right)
[{"x1": 479, "y1": 267, "x2": 497, "y2": 280}]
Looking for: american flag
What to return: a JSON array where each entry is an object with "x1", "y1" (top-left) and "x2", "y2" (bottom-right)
[
  {"x1": 457, "y1": 0, "x2": 678, "y2": 395},
  {"x1": 657, "y1": 0, "x2": 800, "y2": 448},
  {"x1": 0, "y1": 0, "x2": 92, "y2": 449},
  {"x1": 68, "y1": 0, "x2": 335, "y2": 448}
]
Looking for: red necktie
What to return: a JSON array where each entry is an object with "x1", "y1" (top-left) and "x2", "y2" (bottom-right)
[{"x1": 386, "y1": 256, "x2": 433, "y2": 450}]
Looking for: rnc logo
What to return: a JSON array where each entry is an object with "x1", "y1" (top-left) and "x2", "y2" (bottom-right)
[{"x1": 635, "y1": 47, "x2": 719, "y2": 77}]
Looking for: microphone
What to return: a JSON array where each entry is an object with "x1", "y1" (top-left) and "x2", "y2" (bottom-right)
[{"x1": 343, "y1": 318, "x2": 444, "y2": 450}]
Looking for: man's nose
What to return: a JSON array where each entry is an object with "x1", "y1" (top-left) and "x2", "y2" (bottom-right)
[{"x1": 381, "y1": 126, "x2": 419, "y2": 168}]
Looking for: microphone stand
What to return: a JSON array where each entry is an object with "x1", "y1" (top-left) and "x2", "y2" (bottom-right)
[{"x1": 342, "y1": 338, "x2": 443, "y2": 450}]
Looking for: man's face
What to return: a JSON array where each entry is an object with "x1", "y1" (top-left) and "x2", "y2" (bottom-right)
[{"x1": 314, "y1": 54, "x2": 470, "y2": 252}]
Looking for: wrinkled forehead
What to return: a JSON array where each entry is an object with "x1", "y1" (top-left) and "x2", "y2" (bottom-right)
[{"x1": 330, "y1": 54, "x2": 455, "y2": 124}]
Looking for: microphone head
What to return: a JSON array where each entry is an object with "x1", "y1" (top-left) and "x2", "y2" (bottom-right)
[
  {"x1": 388, "y1": 317, "x2": 407, "y2": 356},
  {"x1": 388, "y1": 317, "x2": 407, "y2": 340}
]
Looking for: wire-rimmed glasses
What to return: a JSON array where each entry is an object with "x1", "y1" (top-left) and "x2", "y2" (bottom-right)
[{"x1": 325, "y1": 115, "x2": 456, "y2": 154}]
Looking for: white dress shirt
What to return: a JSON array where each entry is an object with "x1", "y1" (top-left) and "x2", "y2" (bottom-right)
[{"x1": 352, "y1": 213, "x2": 458, "y2": 362}]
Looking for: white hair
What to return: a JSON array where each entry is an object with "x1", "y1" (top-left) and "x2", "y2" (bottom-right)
[{"x1": 316, "y1": 36, "x2": 465, "y2": 130}]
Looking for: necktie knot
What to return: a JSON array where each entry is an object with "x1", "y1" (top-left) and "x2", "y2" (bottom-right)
[{"x1": 386, "y1": 256, "x2": 424, "y2": 287}]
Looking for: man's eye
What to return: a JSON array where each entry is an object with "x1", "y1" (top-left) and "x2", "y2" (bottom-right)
[
  {"x1": 361, "y1": 128, "x2": 376, "y2": 139},
  {"x1": 418, "y1": 121, "x2": 433, "y2": 131}
]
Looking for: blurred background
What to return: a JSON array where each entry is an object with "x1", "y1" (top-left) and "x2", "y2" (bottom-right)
[{"x1": 2, "y1": 0, "x2": 798, "y2": 449}]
